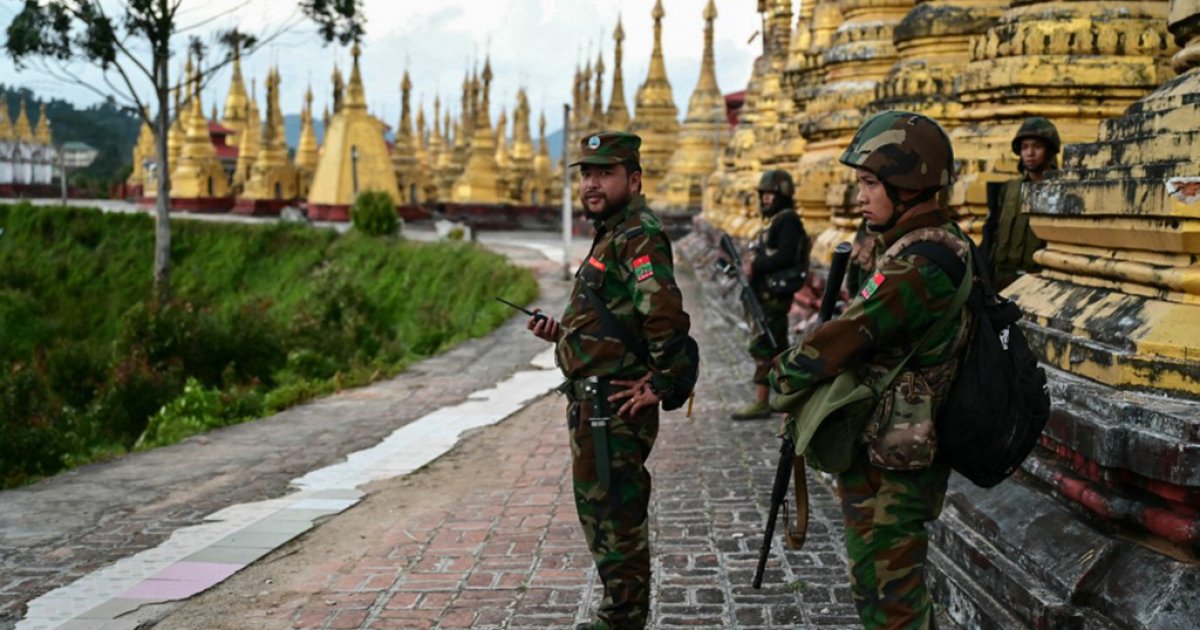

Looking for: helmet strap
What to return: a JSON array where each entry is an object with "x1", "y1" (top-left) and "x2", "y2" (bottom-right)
[{"x1": 870, "y1": 184, "x2": 939, "y2": 233}]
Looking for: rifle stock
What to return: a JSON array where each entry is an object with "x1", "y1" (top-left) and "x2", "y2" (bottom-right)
[
  {"x1": 717, "y1": 233, "x2": 778, "y2": 349},
  {"x1": 751, "y1": 240, "x2": 853, "y2": 589}
]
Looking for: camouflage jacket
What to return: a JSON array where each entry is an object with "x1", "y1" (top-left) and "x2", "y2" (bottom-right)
[
  {"x1": 769, "y1": 205, "x2": 972, "y2": 399},
  {"x1": 989, "y1": 171, "x2": 1048, "y2": 290},
  {"x1": 555, "y1": 195, "x2": 694, "y2": 396}
]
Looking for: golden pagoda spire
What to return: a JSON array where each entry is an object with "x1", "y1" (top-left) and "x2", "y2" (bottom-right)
[
  {"x1": 659, "y1": 0, "x2": 728, "y2": 213},
  {"x1": 0, "y1": 100, "x2": 12, "y2": 140},
  {"x1": 591, "y1": 47, "x2": 606, "y2": 128},
  {"x1": 392, "y1": 69, "x2": 422, "y2": 204},
  {"x1": 415, "y1": 101, "x2": 431, "y2": 182},
  {"x1": 322, "y1": 104, "x2": 331, "y2": 133},
  {"x1": 237, "y1": 66, "x2": 297, "y2": 213},
  {"x1": 307, "y1": 40, "x2": 401, "y2": 218},
  {"x1": 34, "y1": 104, "x2": 52, "y2": 145},
  {"x1": 538, "y1": 109, "x2": 549, "y2": 159},
  {"x1": 14, "y1": 98, "x2": 34, "y2": 142},
  {"x1": 607, "y1": 16, "x2": 631, "y2": 129},
  {"x1": 630, "y1": 0, "x2": 680, "y2": 201},
  {"x1": 452, "y1": 54, "x2": 503, "y2": 203},
  {"x1": 532, "y1": 108, "x2": 553, "y2": 205},
  {"x1": 296, "y1": 85, "x2": 319, "y2": 175},
  {"x1": 332, "y1": 63, "x2": 345, "y2": 113},
  {"x1": 581, "y1": 57, "x2": 593, "y2": 126},
  {"x1": 345, "y1": 43, "x2": 367, "y2": 109},
  {"x1": 221, "y1": 41, "x2": 249, "y2": 145},
  {"x1": 512, "y1": 89, "x2": 535, "y2": 163},
  {"x1": 494, "y1": 107, "x2": 510, "y2": 170},
  {"x1": 233, "y1": 76, "x2": 261, "y2": 190}
]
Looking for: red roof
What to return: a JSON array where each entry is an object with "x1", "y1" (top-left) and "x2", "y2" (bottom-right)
[
  {"x1": 724, "y1": 91, "x2": 746, "y2": 127},
  {"x1": 208, "y1": 121, "x2": 233, "y2": 135}
]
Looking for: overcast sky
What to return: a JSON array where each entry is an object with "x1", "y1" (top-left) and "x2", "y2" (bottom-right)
[{"x1": 0, "y1": 0, "x2": 775, "y2": 132}]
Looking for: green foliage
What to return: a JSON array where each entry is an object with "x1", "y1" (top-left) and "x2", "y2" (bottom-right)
[
  {"x1": 0, "y1": 202, "x2": 538, "y2": 487},
  {"x1": 351, "y1": 191, "x2": 400, "y2": 237}
]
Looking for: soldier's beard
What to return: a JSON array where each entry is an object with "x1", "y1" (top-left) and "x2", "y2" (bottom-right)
[{"x1": 583, "y1": 191, "x2": 632, "y2": 220}]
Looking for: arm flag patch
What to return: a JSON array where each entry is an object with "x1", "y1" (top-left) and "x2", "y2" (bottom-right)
[
  {"x1": 860, "y1": 271, "x2": 886, "y2": 299},
  {"x1": 633, "y1": 255, "x2": 654, "y2": 282}
]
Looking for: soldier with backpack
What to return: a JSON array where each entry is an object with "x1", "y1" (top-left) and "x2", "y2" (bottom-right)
[
  {"x1": 731, "y1": 169, "x2": 811, "y2": 421},
  {"x1": 769, "y1": 111, "x2": 973, "y2": 630}
]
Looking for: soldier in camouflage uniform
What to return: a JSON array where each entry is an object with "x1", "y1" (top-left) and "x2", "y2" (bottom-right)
[
  {"x1": 769, "y1": 111, "x2": 973, "y2": 630},
  {"x1": 732, "y1": 169, "x2": 810, "y2": 420},
  {"x1": 987, "y1": 117, "x2": 1059, "y2": 290},
  {"x1": 527, "y1": 131, "x2": 694, "y2": 630}
]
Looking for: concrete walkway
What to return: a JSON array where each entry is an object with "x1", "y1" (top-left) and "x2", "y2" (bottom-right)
[{"x1": 1, "y1": 230, "x2": 870, "y2": 629}]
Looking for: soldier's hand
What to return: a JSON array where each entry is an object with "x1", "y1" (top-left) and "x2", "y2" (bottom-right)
[
  {"x1": 609, "y1": 373, "x2": 661, "y2": 417},
  {"x1": 742, "y1": 259, "x2": 754, "y2": 279},
  {"x1": 527, "y1": 309, "x2": 560, "y2": 342}
]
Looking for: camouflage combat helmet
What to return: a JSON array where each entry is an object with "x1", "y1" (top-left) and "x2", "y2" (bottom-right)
[
  {"x1": 756, "y1": 170, "x2": 795, "y2": 197},
  {"x1": 839, "y1": 111, "x2": 954, "y2": 191},
  {"x1": 1011, "y1": 117, "x2": 1061, "y2": 155}
]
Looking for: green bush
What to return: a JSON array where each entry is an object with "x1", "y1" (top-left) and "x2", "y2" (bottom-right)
[
  {"x1": 0, "y1": 202, "x2": 538, "y2": 487},
  {"x1": 351, "y1": 191, "x2": 399, "y2": 236}
]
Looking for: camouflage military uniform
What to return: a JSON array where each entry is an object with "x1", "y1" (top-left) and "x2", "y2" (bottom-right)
[
  {"x1": 770, "y1": 112, "x2": 970, "y2": 630},
  {"x1": 557, "y1": 132, "x2": 694, "y2": 630},
  {"x1": 747, "y1": 171, "x2": 809, "y2": 384},
  {"x1": 989, "y1": 117, "x2": 1059, "y2": 290}
]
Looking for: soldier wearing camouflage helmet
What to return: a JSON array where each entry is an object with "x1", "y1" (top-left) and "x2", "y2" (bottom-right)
[
  {"x1": 731, "y1": 169, "x2": 811, "y2": 420},
  {"x1": 769, "y1": 111, "x2": 973, "y2": 630},
  {"x1": 987, "y1": 116, "x2": 1059, "y2": 289},
  {"x1": 526, "y1": 130, "x2": 695, "y2": 630}
]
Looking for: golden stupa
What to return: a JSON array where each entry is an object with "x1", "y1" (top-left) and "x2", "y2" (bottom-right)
[
  {"x1": 232, "y1": 77, "x2": 261, "y2": 193},
  {"x1": 13, "y1": 98, "x2": 34, "y2": 142},
  {"x1": 169, "y1": 57, "x2": 230, "y2": 209},
  {"x1": 658, "y1": 0, "x2": 728, "y2": 214},
  {"x1": 392, "y1": 70, "x2": 423, "y2": 205},
  {"x1": 307, "y1": 42, "x2": 400, "y2": 220},
  {"x1": 33, "y1": 104, "x2": 51, "y2": 145},
  {"x1": 235, "y1": 67, "x2": 297, "y2": 214},
  {"x1": 294, "y1": 86, "x2": 320, "y2": 198},
  {"x1": 451, "y1": 57, "x2": 504, "y2": 204},
  {"x1": 629, "y1": 0, "x2": 680, "y2": 199}
]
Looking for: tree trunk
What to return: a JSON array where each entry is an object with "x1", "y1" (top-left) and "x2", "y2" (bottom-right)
[{"x1": 153, "y1": 54, "x2": 171, "y2": 305}]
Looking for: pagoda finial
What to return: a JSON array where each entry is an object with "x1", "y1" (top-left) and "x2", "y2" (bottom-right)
[
  {"x1": 345, "y1": 42, "x2": 367, "y2": 109},
  {"x1": 607, "y1": 15, "x2": 631, "y2": 129},
  {"x1": 34, "y1": 103, "x2": 51, "y2": 145}
]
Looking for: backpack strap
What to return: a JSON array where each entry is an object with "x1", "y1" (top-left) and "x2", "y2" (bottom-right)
[{"x1": 869, "y1": 241, "x2": 974, "y2": 396}]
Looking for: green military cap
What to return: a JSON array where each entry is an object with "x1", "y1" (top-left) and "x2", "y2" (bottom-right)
[{"x1": 569, "y1": 130, "x2": 642, "y2": 167}]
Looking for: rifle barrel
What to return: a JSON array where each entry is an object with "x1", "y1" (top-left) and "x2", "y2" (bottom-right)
[{"x1": 819, "y1": 242, "x2": 853, "y2": 323}]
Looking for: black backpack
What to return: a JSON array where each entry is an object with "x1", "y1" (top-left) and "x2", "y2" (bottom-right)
[
  {"x1": 582, "y1": 284, "x2": 700, "y2": 412},
  {"x1": 900, "y1": 240, "x2": 1052, "y2": 488}
]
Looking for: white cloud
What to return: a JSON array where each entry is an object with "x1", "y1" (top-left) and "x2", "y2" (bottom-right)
[{"x1": 0, "y1": 0, "x2": 775, "y2": 132}]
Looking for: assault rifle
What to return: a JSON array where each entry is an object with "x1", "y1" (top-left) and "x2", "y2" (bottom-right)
[
  {"x1": 752, "y1": 240, "x2": 852, "y2": 589},
  {"x1": 715, "y1": 233, "x2": 777, "y2": 350}
]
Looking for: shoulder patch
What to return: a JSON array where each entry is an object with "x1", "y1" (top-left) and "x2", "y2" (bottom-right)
[
  {"x1": 860, "y1": 271, "x2": 886, "y2": 299},
  {"x1": 633, "y1": 255, "x2": 654, "y2": 282}
]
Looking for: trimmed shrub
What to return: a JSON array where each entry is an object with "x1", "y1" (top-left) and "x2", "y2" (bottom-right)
[{"x1": 351, "y1": 191, "x2": 399, "y2": 236}]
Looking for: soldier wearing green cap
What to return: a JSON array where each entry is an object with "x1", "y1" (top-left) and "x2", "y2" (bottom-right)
[
  {"x1": 525, "y1": 130, "x2": 695, "y2": 630},
  {"x1": 770, "y1": 111, "x2": 973, "y2": 630},
  {"x1": 987, "y1": 116, "x2": 1059, "y2": 290},
  {"x1": 731, "y1": 169, "x2": 811, "y2": 421}
]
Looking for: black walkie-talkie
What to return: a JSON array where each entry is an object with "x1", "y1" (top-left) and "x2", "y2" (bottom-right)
[{"x1": 495, "y1": 297, "x2": 547, "y2": 323}]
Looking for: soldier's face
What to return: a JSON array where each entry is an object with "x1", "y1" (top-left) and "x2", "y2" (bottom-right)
[
  {"x1": 1020, "y1": 139, "x2": 1049, "y2": 173},
  {"x1": 759, "y1": 191, "x2": 775, "y2": 211},
  {"x1": 579, "y1": 164, "x2": 640, "y2": 215},
  {"x1": 855, "y1": 169, "x2": 894, "y2": 228}
]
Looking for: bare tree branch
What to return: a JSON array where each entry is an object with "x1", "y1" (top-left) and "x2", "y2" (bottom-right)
[{"x1": 176, "y1": 0, "x2": 256, "y2": 33}]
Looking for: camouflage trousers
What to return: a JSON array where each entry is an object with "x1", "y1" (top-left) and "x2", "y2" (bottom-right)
[
  {"x1": 748, "y1": 293, "x2": 791, "y2": 385},
  {"x1": 836, "y1": 451, "x2": 950, "y2": 630},
  {"x1": 568, "y1": 396, "x2": 659, "y2": 630}
]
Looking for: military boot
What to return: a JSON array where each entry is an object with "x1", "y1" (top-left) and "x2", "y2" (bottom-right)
[{"x1": 731, "y1": 400, "x2": 773, "y2": 421}]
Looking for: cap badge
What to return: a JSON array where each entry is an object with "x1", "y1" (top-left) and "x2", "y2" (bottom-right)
[{"x1": 587, "y1": 135, "x2": 601, "y2": 150}]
